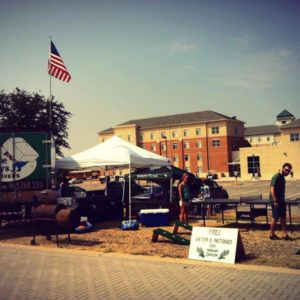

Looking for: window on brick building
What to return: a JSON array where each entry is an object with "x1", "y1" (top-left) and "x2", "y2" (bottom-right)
[
  {"x1": 211, "y1": 126, "x2": 219, "y2": 134},
  {"x1": 196, "y1": 128, "x2": 201, "y2": 136},
  {"x1": 172, "y1": 143, "x2": 178, "y2": 150},
  {"x1": 127, "y1": 135, "x2": 131, "y2": 142},
  {"x1": 197, "y1": 153, "x2": 202, "y2": 161},
  {"x1": 197, "y1": 166, "x2": 203, "y2": 173},
  {"x1": 212, "y1": 140, "x2": 220, "y2": 147},
  {"x1": 150, "y1": 144, "x2": 156, "y2": 151},
  {"x1": 172, "y1": 131, "x2": 178, "y2": 138},
  {"x1": 183, "y1": 129, "x2": 189, "y2": 137},
  {"x1": 290, "y1": 133, "x2": 299, "y2": 142},
  {"x1": 161, "y1": 132, "x2": 166, "y2": 138},
  {"x1": 161, "y1": 143, "x2": 167, "y2": 151},
  {"x1": 184, "y1": 142, "x2": 190, "y2": 149},
  {"x1": 247, "y1": 155, "x2": 260, "y2": 174},
  {"x1": 196, "y1": 140, "x2": 202, "y2": 148},
  {"x1": 150, "y1": 132, "x2": 155, "y2": 140},
  {"x1": 173, "y1": 155, "x2": 178, "y2": 162},
  {"x1": 140, "y1": 134, "x2": 144, "y2": 142},
  {"x1": 184, "y1": 154, "x2": 190, "y2": 161}
]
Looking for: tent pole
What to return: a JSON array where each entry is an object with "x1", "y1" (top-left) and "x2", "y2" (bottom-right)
[
  {"x1": 105, "y1": 166, "x2": 108, "y2": 196},
  {"x1": 129, "y1": 161, "x2": 131, "y2": 222},
  {"x1": 170, "y1": 167, "x2": 173, "y2": 203},
  {"x1": 122, "y1": 175, "x2": 126, "y2": 219}
]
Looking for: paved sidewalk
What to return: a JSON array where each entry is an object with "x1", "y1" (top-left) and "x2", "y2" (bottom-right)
[{"x1": 0, "y1": 243, "x2": 299, "y2": 300}]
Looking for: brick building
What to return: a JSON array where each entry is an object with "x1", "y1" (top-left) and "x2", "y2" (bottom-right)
[{"x1": 98, "y1": 110, "x2": 246, "y2": 177}]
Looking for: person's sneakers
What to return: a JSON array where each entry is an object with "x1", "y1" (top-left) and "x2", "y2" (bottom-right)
[
  {"x1": 284, "y1": 235, "x2": 294, "y2": 241},
  {"x1": 269, "y1": 234, "x2": 280, "y2": 240}
]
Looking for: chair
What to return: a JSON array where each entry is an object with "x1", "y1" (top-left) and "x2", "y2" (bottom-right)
[{"x1": 237, "y1": 194, "x2": 268, "y2": 224}]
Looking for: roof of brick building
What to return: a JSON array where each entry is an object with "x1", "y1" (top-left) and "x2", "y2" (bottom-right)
[
  {"x1": 244, "y1": 125, "x2": 281, "y2": 136},
  {"x1": 99, "y1": 110, "x2": 242, "y2": 133},
  {"x1": 276, "y1": 109, "x2": 295, "y2": 119}
]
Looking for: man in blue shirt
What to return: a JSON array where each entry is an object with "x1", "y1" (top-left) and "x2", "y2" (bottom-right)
[{"x1": 269, "y1": 163, "x2": 293, "y2": 240}]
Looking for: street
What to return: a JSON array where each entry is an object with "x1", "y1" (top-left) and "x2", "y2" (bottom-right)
[{"x1": 219, "y1": 179, "x2": 300, "y2": 200}]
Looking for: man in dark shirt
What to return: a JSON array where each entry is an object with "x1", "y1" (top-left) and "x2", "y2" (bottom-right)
[{"x1": 269, "y1": 163, "x2": 293, "y2": 240}]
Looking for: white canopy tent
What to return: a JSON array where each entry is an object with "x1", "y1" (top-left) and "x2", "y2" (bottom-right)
[{"x1": 56, "y1": 136, "x2": 170, "y2": 221}]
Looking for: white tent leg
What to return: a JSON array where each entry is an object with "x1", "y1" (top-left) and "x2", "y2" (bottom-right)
[
  {"x1": 105, "y1": 166, "x2": 108, "y2": 196},
  {"x1": 129, "y1": 162, "x2": 131, "y2": 222},
  {"x1": 122, "y1": 177, "x2": 126, "y2": 218}
]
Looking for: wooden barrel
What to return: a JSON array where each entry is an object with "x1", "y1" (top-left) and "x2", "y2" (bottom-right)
[{"x1": 55, "y1": 208, "x2": 80, "y2": 229}]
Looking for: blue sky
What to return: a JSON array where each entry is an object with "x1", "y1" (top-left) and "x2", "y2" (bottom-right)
[{"x1": 1, "y1": 0, "x2": 300, "y2": 155}]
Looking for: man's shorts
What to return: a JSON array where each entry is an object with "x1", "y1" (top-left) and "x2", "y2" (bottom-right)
[
  {"x1": 271, "y1": 201, "x2": 286, "y2": 219},
  {"x1": 179, "y1": 200, "x2": 189, "y2": 207}
]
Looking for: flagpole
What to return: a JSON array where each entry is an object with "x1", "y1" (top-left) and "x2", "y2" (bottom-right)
[
  {"x1": 47, "y1": 38, "x2": 71, "y2": 190},
  {"x1": 49, "y1": 36, "x2": 52, "y2": 130},
  {"x1": 48, "y1": 36, "x2": 52, "y2": 190}
]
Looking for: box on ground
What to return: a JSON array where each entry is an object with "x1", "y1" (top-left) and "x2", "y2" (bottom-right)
[{"x1": 138, "y1": 209, "x2": 170, "y2": 227}]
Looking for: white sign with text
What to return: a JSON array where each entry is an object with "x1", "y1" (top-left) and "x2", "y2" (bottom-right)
[{"x1": 188, "y1": 227, "x2": 240, "y2": 264}]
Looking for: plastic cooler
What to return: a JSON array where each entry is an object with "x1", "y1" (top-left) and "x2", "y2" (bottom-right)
[{"x1": 138, "y1": 209, "x2": 170, "y2": 227}]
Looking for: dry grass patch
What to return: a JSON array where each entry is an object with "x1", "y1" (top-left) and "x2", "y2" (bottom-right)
[{"x1": 0, "y1": 217, "x2": 300, "y2": 269}]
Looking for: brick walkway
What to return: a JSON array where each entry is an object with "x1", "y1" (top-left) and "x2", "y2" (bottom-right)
[{"x1": 0, "y1": 243, "x2": 299, "y2": 300}]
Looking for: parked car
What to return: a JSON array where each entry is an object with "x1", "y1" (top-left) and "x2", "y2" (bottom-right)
[
  {"x1": 132, "y1": 185, "x2": 166, "y2": 201},
  {"x1": 72, "y1": 186, "x2": 87, "y2": 199},
  {"x1": 69, "y1": 178, "x2": 84, "y2": 184},
  {"x1": 206, "y1": 171, "x2": 218, "y2": 180},
  {"x1": 178, "y1": 177, "x2": 228, "y2": 199},
  {"x1": 57, "y1": 185, "x2": 87, "y2": 200},
  {"x1": 201, "y1": 179, "x2": 229, "y2": 199},
  {"x1": 131, "y1": 185, "x2": 170, "y2": 213}
]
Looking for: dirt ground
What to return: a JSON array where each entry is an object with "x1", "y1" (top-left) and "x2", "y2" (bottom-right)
[{"x1": 1, "y1": 212, "x2": 300, "y2": 270}]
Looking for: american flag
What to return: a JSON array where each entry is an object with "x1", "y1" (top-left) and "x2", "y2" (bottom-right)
[{"x1": 48, "y1": 41, "x2": 71, "y2": 82}]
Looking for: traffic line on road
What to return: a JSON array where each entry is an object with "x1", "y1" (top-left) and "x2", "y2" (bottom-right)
[
  {"x1": 229, "y1": 189, "x2": 259, "y2": 197},
  {"x1": 285, "y1": 192, "x2": 300, "y2": 199}
]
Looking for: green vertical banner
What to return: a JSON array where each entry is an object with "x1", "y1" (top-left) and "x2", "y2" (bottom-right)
[{"x1": 0, "y1": 130, "x2": 50, "y2": 192}]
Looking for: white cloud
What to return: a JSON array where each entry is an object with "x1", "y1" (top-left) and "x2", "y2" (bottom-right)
[
  {"x1": 223, "y1": 48, "x2": 297, "y2": 88},
  {"x1": 169, "y1": 42, "x2": 198, "y2": 54}
]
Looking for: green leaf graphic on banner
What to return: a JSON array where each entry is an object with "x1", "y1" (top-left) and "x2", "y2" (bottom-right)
[
  {"x1": 218, "y1": 250, "x2": 230, "y2": 260},
  {"x1": 197, "y1": 247, "x2": 205, "y2": 258}
]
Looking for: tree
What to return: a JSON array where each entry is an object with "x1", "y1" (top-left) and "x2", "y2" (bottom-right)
[{"x1": 0, "y1": 88, "x2": 71, "y2": 157}]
